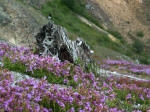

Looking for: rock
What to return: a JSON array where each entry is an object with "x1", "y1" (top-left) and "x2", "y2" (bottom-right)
[
  {"x1": 21, "y1": 0, "x2": 51, "y2": 9},
  {"x1": 0, "y1": 3, "x2": 11, "y2": 26},
  {"x1": 10, "y1": 71, "x2": 68, "y2": 89},
  {"x1": 85, "y1": 4, "x2": 95, "y2": 10},
  {"x1": 0, "y1": 0, "x2": 48, "y2": 47},
  {"x1": 10, "y1": 71, "x2": 31, "y2": 87},
  {"x1": 0, "y1": 38, "x2": 16, "y2": 47},
  {"x1": 35, "y1": 20, "x2": 93, "y2": 65},
  {"x1": 0, "y1": 14, "x2": 11, "y2": 26}
]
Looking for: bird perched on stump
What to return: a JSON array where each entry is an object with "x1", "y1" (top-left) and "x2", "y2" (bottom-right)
[{"x1": 48, "y1": 13, "x2": 52, "y2": 20}]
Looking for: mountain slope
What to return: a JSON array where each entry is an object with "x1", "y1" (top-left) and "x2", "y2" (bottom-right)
[{"x1": 87, "y1": 0, "x2": 150, "y2": 41}]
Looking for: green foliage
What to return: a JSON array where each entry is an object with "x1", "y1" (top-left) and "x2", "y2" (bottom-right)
[
  {"x1": 67, "y1": 79, "x2": 78, "y2": 88},
  {"x1": 3, "y1": 57, "x2": 65, "y2": 85},
  {"x1": 136, "y1": 31, "x2": 144, "y2": 38},
  {"x1": 74, "y1": 57, "x2": 100, "y2": 77},
  {"x1": 113, "y1": 89, "x2": 150, "y2": 112},
  {"x1": 39, "y1": 97, "x2": 66, "y2": 112},
  {"x1": 61, "y1": 0, "x2": 84, "y2": 14},
  {"x1": 138, "y1": 54, "x2": 150, "y2": 64},
  {"x1": 106, "y1": 99, "x2": 134, "y2": 112},
  {"x1": 133, "y1": 39, "x2": 145, "y2": 54},
  {"x1": 61, "y1": 0, "x2": 103, "y2": 29},
  {"x1": 108, "y1": 30, "x2": 125, "y2": 44}
]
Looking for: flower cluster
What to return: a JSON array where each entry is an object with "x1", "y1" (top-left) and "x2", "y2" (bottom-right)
[
  {"x1": 0, "y1": 43, "x2": 150, "y2": 111},
  {"x1": 104, "y1": 59, "x2": 150, "y2": 76},
  {"x1": 0, "y1": 68, "x2": 123, "y2": 112}
]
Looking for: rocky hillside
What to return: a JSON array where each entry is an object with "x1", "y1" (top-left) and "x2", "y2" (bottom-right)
[
  {"x1": 0, "y1": 0, "x2": 48, "y2": 47},
  {"x1": 87, "y1": 0, "x2": 150, "y2": 42}
]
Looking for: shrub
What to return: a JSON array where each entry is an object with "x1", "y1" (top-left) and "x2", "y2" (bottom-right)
[
  {"x1": 133, "y1": 39, "x2": 144, "y2": 54},
  {"x1": 136, "y1": 31, "x2": 144, "y2": 38},
  {"x1": 61, "y1": 0, "x2": 84, "y2": 14}
]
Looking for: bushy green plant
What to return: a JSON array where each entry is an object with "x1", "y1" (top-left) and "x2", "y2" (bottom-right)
[
  {"x1": 136, "y1": 31, "x2": 144, "y2": 38},
  {"x1": 133, "y1": 39, "x2": 144, "y2": 54},
  {"x1": 61, "y1": 0, "x2": 84, "y2": 14}
]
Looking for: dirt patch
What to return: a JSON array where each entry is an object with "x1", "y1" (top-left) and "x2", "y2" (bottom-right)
[{"x1": 77, "y1": 15, "x2": 120, "y2": 43}]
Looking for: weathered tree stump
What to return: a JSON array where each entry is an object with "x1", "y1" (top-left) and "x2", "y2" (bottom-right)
[{"x1": 35, "y1": 20, "x2": 94, "y2": 65}]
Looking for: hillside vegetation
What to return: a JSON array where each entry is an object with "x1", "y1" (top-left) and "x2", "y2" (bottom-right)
[
  {"x1": 40, "y1": 0, "x2": 150, "y2": 64},
  {"x1": 0, "y1": 43, "x2": 150, "y2": 112},
  {"x1": 0, "y1": 0, "x2": 150, "y2": 111}
]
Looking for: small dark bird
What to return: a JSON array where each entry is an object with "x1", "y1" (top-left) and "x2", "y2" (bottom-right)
[{"x1": 48, "y1": 13, "x2": 52, "y2": 20}]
